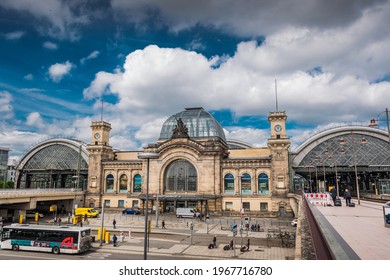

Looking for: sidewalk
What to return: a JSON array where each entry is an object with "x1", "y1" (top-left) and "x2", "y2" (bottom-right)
[
  {"x1": 315, "y1": 199, "x2": 390, "y2": 260},
  {"x1": 87, "y1": 215, "x2": 296, "y2": 260}
]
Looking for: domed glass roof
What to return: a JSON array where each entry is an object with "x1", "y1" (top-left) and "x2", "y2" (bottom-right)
[{"x1": 159, "y1": 107, "x2": 226, "y2": 141}]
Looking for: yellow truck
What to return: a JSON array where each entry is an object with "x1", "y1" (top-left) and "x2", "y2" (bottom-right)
[{"x1": 75, "y1": 208, "x2": 99, "y2": 218}]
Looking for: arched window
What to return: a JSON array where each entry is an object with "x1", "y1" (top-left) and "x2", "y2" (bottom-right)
[
  {"x1": 119, "y1": 174, "x2": 128, "y2": 193},
  {"x1": 240, "y1": 173, "x2": 252, "y2": 194},
  {"x1": 258, "y1": 173, "x2": 269, "y2": 194},
  {"x1": 164, "y1": 159, "x2": 197, "y2": 192},
  {"x1": 133, "y1": 174, "x2": 142, "y2": 193},
  {"x1": 224, "y1": 173, "x2": 234, "y2": 193},
  {"x1": 105, "y1": 174, "x2": 114, "y2": 193}
]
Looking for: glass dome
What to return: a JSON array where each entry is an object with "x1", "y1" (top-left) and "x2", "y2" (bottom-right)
[{"x1": 159, "y1": 107, "x2": 226, "y2": 141}]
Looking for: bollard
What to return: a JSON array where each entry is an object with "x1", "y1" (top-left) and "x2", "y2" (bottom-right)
[{"x1": 105, "y1": 232, "x2": 110, "y2": 244}]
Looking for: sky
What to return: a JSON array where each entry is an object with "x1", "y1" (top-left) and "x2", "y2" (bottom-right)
[{"x1": 1, "y1": 0, "x2": 390, "y2": 162}]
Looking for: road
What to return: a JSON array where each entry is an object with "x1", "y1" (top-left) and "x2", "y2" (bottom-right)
[
  {"x1": 0, "y1": 247, "x2": 200, "y2": 260},
  {"x1": 0, "y1": 214, "x2": 295, "y2": 260}
]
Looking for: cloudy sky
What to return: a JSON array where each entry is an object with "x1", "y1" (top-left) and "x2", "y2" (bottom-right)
[{"x1": 1, "y1": 0, "x2": 389, "y2": 161}]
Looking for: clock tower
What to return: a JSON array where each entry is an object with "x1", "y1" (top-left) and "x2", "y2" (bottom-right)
[
  {"x1": 86, "y1": 121, "x2": 113, "y2": 207},
  {"x1": 267, "y1": 111, "x2": 290, "y2": 197},
  {"x1": 90, "y1": 121, "x2": 111, "y2": 146}
]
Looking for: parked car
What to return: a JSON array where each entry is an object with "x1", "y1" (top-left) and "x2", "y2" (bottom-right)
[
  {"x1": 291, "y1": 218, "x2": 298, "y2": 227},
  {"x1": 176, "y1": 208, "x2": 199, "y2": 218},
  {"x1": 122, "y1": 208, "x2": 141, "y2": 215}
]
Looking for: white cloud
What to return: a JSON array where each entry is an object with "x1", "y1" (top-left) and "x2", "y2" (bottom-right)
[
  {"x1": 2, "y1": 0, "x2": 390, "y2": 157},
  {"x1": 225, "y1": 127, "x2": 269, "y2": 147},
  {"x1": 26, "y1": 112, "x2": 44, "y2": 129},
  {"x1": 80, "y1": 50, "x2": 100, "y2": 64},
  {"x1": 82, "y1": 35, "x2": 390, "y2": 148},
  {"x1": 24, "y1": 73, "x2": 34, "y2": 80},
  {"x1": 111, "y1": 0, "x2": 388, "y2": 36},
  {"x1": 48, "y1": 61, "x2": 74, "y2": 83},
  {"x1": 0, "y1": 0, "x2": 87, "y2": 40},
  {"x1": 4, "y1": 30, "x2": 25, "y2": 40},
  {"x1": 0, "y1": 130, "x2": 46, "y2": 158},
  {"x1": 0, "y1": 91, "x2": 14, "y2": 119},
  {"x1": 43, "y1": 41, "x2": 58, "y2": 50}
]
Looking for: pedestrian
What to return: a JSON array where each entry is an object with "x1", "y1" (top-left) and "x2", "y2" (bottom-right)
[
  {"x1": 113, "y1": 218, "x2": 116, "y2": 229},
  {"x1": 213, "y1": 235, "x2": 217, "y2": 247},
  {"x1": 58, "y1": 217, "x2": 62, "y2": 226},
  {"x1": 162, "y1": 220, "x2": 165, "y2": 229},
  {"x1": 344, "y1": 188, "x2": 351, "y2": 206},
  {"x1": 54, "y1": 216, "x2": 57, "y2": 223},
  {"x1": 67, "y1": 212, "x2": 71, "y2": 224},
  {"x1": 113, "y1": 234, "x2": 117, "y2": 247},
  {"x1": 331, "y1": 187, "x2": 337, "y2": 203},
  {"x1": 84, "y1": 213, "x2": 88, "y2": 221},
  {"x1": 247, "y1": 238, "x2": 250, "y2": 250},
  {"x1": 229, "y1": 238, "x2": 234, "y2": 249}
]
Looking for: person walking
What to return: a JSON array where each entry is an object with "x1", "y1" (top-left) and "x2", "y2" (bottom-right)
[
  {"x1": 343, "y1": 188, "x2": 351, "y2": 206},
  {"x1": 331, "y1": 187, "x2": 337, "y2": 204},
  {"x1": 113, "y1": 218, "x2": 117, "y2": 229},
  {"x1": 162, "y1": 220, "x2": 165, "y2": 229},
  {"x1": 213, "y1": 235, "x2": 217, "y2": 247},
  {"x1": 113, "y1": 234, "x2": 117, "y2": 247}
]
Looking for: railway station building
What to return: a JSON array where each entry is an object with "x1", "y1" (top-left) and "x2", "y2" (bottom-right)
[
  {"x1": 13, "y1": 107, "x2": 390, "y2": 217},
  {"x1": 86, "y1": 107, "x2": 292, "y2": 217}
]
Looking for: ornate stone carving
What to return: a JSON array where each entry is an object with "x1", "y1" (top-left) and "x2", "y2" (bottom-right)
[{"x1": 171, "y1": 118, "x2": 189, "y2": 139}]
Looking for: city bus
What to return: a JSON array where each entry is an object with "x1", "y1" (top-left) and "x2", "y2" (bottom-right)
[{"x1": 0, "y1": 223, "x2": 93, "y2": 254}]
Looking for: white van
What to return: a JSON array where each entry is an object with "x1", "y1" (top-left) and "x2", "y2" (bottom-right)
[{"x1": 176, "y1": 208, "x2": 198, "y2": 218}]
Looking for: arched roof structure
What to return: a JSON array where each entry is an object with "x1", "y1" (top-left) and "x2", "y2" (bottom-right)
[
  {"x1": 15, "y1": 138, "x2": 89, "y2": 189},
  {"x1": 291, "y1": 125, "x2": 390, "y2": 171},
  {"x1": 17, "y1": 138, "x2": 88, "y2": 170}
]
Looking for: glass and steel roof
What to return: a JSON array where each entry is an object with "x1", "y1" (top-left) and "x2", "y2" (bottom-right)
[
  {"x1": 159, "y1": 107, "x2": 226, "y2": 141},
  {"x1": 299, "y1": 133, "x2": 390, "y2": 167},
  {"x1": 22, "y1": 144, "x2": 88, "y2": 170}
]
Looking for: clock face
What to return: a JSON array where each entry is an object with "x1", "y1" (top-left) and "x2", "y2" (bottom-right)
[
  {"x1": 274, "y1": 125, "x2": 282, "y2": 132},
  {"x1": 94, "y1": 133, "x2": 100, "y2": 139}
]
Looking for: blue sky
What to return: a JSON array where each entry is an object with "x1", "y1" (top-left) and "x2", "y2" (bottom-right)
[{"x1": 1, "y1": 0, "x2": 390, "y2": 161}]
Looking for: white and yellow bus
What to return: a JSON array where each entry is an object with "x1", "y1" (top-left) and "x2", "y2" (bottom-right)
[{"x1": 0, "y1": 223, "x2": 92, "y2": 254}]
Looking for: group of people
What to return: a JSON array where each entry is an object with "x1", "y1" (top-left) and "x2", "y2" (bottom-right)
[
  {"x1": 211, "y1": 236, "x2": 250, "y2": 252},
  {"x1": 53, "y1": 216, "x2": 62, "y2": 225},
  {"x1": 330, "y1": 187, "x2": 352, "y2": 206},
  {"x1": 250, "y1": 223, "x2": 262, "y2": 232}
]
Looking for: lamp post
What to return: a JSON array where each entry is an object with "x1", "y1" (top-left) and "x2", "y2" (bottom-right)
[
  {"x1": 137, "y1": 152, "x2": 159, "y2": 260},
  {"x1": 329, "y1": 160, "x2": 340, "y2": 198},
  {"x1": 237, "y1": 174, "x2": 243, "y2": 248},
  {"x1": 369, "y1": 108, "x2": 390, "y2": 144}
]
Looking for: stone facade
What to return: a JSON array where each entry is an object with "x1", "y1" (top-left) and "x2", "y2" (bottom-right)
[{"x1": 85, "y1": 109, "x2": 292, "y2": 217}]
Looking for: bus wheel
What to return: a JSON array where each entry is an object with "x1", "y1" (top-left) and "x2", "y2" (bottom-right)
[
  {"x1": 52, "y1": 247, "x2": 60, "y2": 254},
  {"x1": 12, "y1": 244, "x2": 19, "y2": 251}
]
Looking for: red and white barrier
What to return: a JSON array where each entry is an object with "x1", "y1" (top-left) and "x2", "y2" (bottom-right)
[{"x1": 305, "y1": 192, "x2": 333, "y2": 206}]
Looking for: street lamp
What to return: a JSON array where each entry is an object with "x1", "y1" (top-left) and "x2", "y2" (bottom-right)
[
  {"x1": 137, "y1": 152, "x2": 159, "y2": 260},
  {"x1": 339, "y1": 134, "x2": 367, "y2": 205},
  {"x1": 329, "y1": 157, "x2": 340, "y2": 198},
  {"x1": 369, "y1": 108, "x2": 390, "y2": 144},
  {"x1": 237, "y1": 174, "x2": 243, "y2": 248}
]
